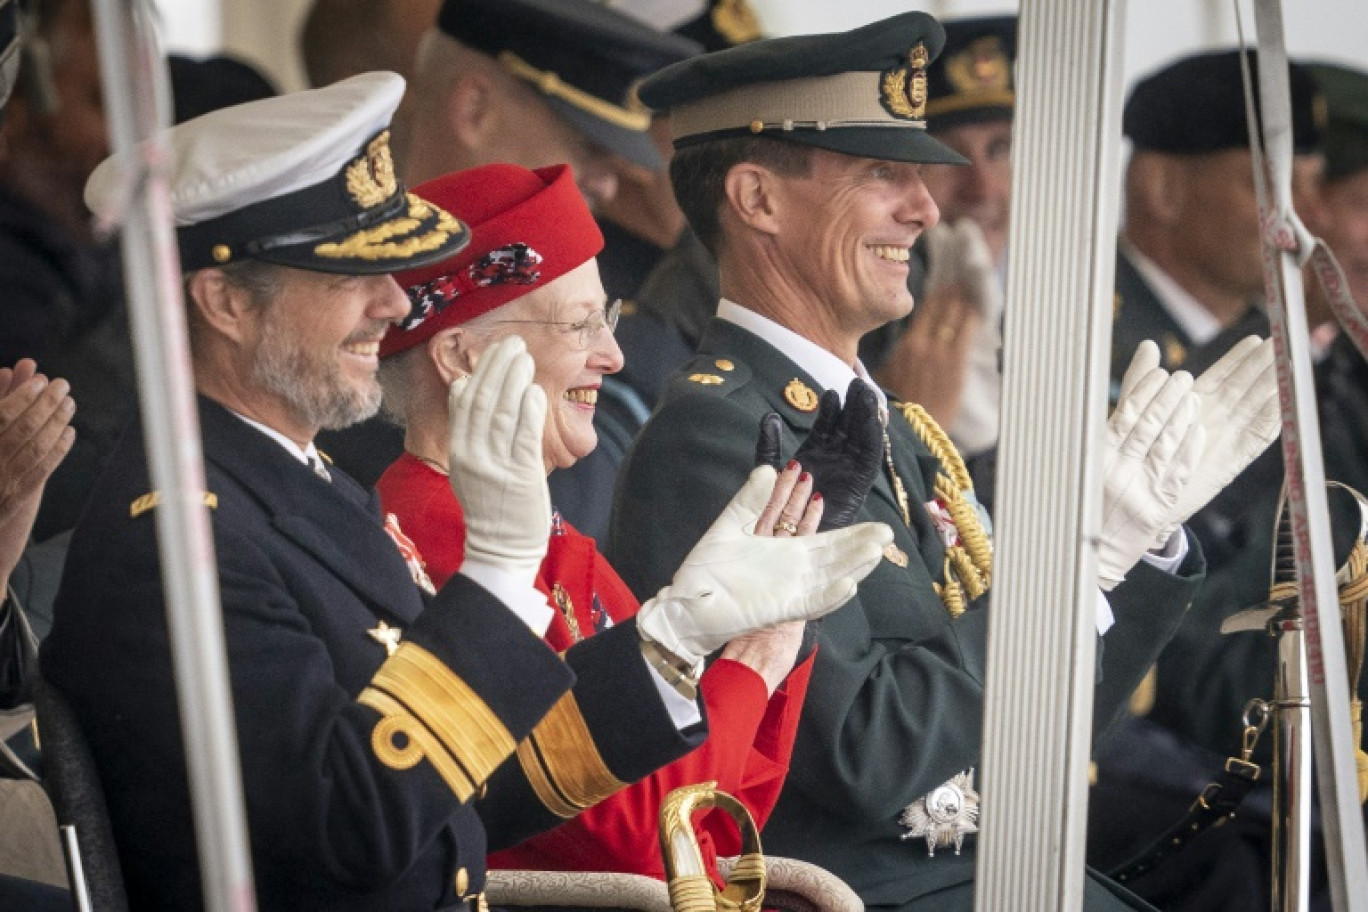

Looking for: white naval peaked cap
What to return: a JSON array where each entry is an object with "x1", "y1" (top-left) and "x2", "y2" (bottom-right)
[{"x1": 85, "y1": 71, "x2": 470, "y2": 275}]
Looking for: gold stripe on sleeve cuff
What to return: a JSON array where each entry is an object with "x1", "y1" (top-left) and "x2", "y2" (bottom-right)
[
  {"x1": 516, "y1": 692, "x2": 627, "y2": 818},
  {"x1": 364, "y1": 642, "x2": 517, "y2": 793}
]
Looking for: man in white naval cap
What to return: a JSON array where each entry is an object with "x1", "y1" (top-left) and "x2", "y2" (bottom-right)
[{"x1": 40, "y1": 72, "x2": 891, "y2": 910}]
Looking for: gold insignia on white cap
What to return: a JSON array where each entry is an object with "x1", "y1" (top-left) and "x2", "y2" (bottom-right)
[{"x1": 344, "y1": 131, "x2": 399, "y2": 208}]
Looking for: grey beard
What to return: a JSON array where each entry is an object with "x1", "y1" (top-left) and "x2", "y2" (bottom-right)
[{"x1": 251, "y1": 333, "x2": 382, "y2": 432}]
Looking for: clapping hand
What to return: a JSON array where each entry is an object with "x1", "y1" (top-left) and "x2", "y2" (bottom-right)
[{"x1": 754, "y1": 379, "x2": 883, "y2": 531}]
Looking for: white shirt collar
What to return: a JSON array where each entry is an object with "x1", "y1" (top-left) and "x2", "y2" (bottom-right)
[
  {"x1": 228, "y1": 410, "x2": 320, "y2": 467},
  {"x1": 1120, "y1": 239, "x2": 1224, "y2": 347},
  {"x1": 716, "y1": 298, "x2": 887, "y2": 411}
]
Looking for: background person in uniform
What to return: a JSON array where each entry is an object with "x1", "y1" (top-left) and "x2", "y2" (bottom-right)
[
  {"x1": 608, "y1": 12, "x2": 1286, "y2": 911},
  {"x1": 320, "y1": 0, "x2": 699, "y2": 546},
  {"x1": 1087, "y1": 56, "x2": 1368, "y2": 912},
  {"x1": 35, "y1": 73, "x2": 890, "y2": 911},
  {"x1": 375, "y1": 161, "x2": 885, "y2": 883}
]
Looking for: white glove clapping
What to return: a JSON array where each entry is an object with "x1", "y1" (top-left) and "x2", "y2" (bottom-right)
[
  {"x1": 1152, "y1": 336, "x2": 1279, "y2": 546},
  {"x1": 1099, "y1": 350, "x2": 1205, "y2": 590},
  {"x1": 636, "y1": 465, "x2": 892, "y2": 669},
  {"x1": 446, "y1": 336, "x2": 550, "y2": 590},
  {"x1": 922, "y1": 218, "x2": 1002, "y2": 322}
]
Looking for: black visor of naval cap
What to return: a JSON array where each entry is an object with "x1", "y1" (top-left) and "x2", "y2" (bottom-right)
[
  {"x1": 1124, "y1": 49, "x2": 1325, "y2": 155},
  {"x1": 637, "y1": 11, "x2": 969, "y2": 166},
  {"x1": 437, "y1": 0, "x2": 701, "y2": 172},
  {"x1": 925, "y1": 16, "x2": 1016, "y2": 132},
  {"x1": 83, "y1": 72, "x2": 471, "y2": 275}
]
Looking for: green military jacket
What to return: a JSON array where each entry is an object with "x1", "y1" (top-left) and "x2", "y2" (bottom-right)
[{"x1": 609, "y1": 317, "x2": 1204, "y2": 910}]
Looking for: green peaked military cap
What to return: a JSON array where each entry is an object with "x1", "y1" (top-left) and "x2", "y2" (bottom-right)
[
  {"x1": 1309, "y1": 62, "x2": 1368, "y2": 182},
  {"x1": 638, "y1": 11, "x2": 969, "y2": 165}
]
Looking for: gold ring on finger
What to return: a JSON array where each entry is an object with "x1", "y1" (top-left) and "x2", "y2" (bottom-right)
[{"x1": 773, "y1": 519, "x2": 799, "y2": 535}]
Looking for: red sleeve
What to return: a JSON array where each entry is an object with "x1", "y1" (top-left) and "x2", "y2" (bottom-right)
[{"x1": 488, "y1": 650, "x2": 815, "y2": 880}]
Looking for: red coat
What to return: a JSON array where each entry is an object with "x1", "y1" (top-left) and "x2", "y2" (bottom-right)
[{"x1": 377, "y1": 453, "x2": 813, "y2": 879}]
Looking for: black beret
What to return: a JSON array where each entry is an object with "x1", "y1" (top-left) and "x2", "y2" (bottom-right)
[
  {"x1": 1124, "y1": 49, "x2": 1324, "y2": 155},
  {"x1": 437, "y1": 0, "x2": 700, "y2": 171},
  {"x1": 1309, "y1": 62, "x2": 1368, "y2": 182},
  {"x1": 639, "y1": 11, "x2": 967, "y2": 166},
  {"x1": 926, "y1": 16, "x2": 1017, "y2": 132}
]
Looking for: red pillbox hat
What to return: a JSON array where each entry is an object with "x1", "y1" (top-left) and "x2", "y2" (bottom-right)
[{"x1": 382, "y1": 163, "x2": 604, "y2": 357}]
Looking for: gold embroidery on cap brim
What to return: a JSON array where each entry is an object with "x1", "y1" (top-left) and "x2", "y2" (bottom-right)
[
  {"x1": 344, "y1": 130, "x2": 400, "y2": 209},
  {"x1": 880, "y1": 42, "x2": 929, "y2": 121},
  {"x1": 314, "y1": 197, "x2": 464, "y2": 261}
]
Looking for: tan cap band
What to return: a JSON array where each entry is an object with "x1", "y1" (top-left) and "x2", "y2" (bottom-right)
[{"x1": 670, "y1": 70, "x2": 927, "y2": 141}]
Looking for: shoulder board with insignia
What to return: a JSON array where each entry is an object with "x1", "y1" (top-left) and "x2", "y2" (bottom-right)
[
  {"x1": 130, "y1": 491, "x2": 219, "y2": 519},
  {"x1": 667, "y1": 354, "x2": 751, "y2": 396}
]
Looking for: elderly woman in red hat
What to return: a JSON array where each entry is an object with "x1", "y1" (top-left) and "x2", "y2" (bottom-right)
[{"x1": 376, "y1": 162, "x2": 878, "y2": 881}]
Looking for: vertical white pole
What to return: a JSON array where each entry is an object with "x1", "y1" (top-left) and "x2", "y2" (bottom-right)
[
  {"x1": 974, "y1": 1, "x2": 1127, "y2": 909},
  {"x1": 88, "y1": 2, "x2": 257, "y2": 910}
]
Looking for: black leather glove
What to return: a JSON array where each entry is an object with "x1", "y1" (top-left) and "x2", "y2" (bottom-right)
[{"x1": 752, "y1": 379, "x2": 883, "y2": 532}]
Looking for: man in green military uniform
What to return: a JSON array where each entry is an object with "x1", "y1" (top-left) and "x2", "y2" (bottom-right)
[{"x1": 608, "y1": 11, "x2": 1284, "y2": 911}]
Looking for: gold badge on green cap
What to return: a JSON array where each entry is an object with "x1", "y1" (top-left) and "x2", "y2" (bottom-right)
[
  {"x1": 945, "y1": 35, "x2": 1011, "y2": 99},
  {"x1": 880, "y1": 42, "x2": 930, "y2": 121}
]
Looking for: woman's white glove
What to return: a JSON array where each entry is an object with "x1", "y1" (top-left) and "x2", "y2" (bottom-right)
[
  {"x1": 1129, "y1": 337, "x2": 1280, "y2": 548},
  {"x1": 636, "y1": 466, "x2": 892, "y2": 670},
  {"x1": 446, "y1": 336, "x2": 550, "y2": 590},
  {"x1": 1098, "y1": 351, "x2": 1205, "y2": 591}
]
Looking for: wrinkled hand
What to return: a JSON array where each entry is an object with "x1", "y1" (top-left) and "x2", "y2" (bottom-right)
[
  {"x1": 753, "y1": 379, "x2": 883, "y2": 530},
  {"x1": 1098, "y1": 351, "x2": 1204, "y2": 591},
  {"x1": 0, "y1": 360, "x2": 76, "y2": 592},
  {"x1": 446, "y1": 336, "x2": 550, "y2": 589},
  {"x1": 636, "y1": 465, "x2": 892, "y2": 669},
  {"x1": 722, "y1": 460, "x2": 824, "y2": 694},
  {"x1": 1149, "y1": 336, "x2": 1279, "y2": 546}
]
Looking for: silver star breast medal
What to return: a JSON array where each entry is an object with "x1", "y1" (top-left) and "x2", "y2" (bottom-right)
[{"x1": 899, "y1": 769, "x2": 980, "y2": 856}]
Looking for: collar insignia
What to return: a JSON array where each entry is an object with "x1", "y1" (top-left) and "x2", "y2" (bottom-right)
[
  {"x1": 945, "y1": 35, "x2": 1012, "y2": 97},
  {"x1": 783, "y1": 378, "x2": 819, "y2": 413},
  {"x1": 880, "y1": 42, "x2": 930, "y2": 121},
  {"x1": 343, "y1": 130, "x2": 399, "y2": 209},
  {"x1": 899, "y1": 769, "x2": 980, "y2": 856},
  {"x1": 367, "y1": 620, "x2": 404, "y2": 657}
]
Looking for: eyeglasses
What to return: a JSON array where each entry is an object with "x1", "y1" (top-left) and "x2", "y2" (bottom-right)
[{"x1": 490, "y1": 298, "x2": 622, "y2": 351}]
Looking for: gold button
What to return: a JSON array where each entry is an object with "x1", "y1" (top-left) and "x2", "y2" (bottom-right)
[
  {"x1": 749, "y1": 119, "x2": 764, "y2": 133},
  {"x1": 454, "y1": 866, "x2": 469, "y2": 896},
  {"x1": 211, "y1": 244, "x2": 232, "y2": 263},
  {"x1": 714, "y1": 359, "x2": 734, "y2": 372}
]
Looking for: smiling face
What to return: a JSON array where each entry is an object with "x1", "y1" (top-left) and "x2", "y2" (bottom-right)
[
  {"x1": 246, "y1": 269, "x2": 410, "y2": 440},
  {"x1": 467, "y1": 259, "x2": 624, "y2": 471},
  {"x1": 767, "y1": 148, "x2": 940, "y2": 337}
]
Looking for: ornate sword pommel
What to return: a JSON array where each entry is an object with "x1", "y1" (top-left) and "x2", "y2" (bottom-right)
[
  {"x1": 659, "y1": 783, "x2": 765, "y2": 912},
  {"x1": 1222, "y1": 481, "x2": 1368, "y2": 636}
]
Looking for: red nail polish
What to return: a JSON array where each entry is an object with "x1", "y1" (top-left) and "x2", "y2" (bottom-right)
[
  {"x1": 812, "y1": 492, "x2": 823, "y2": 502},
  {"x1": 786, "y1": 459, "x2": 800, "y2": 472},
  {"x1": 799, "y1": 472, "x2": 811, "y2": 483}
]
